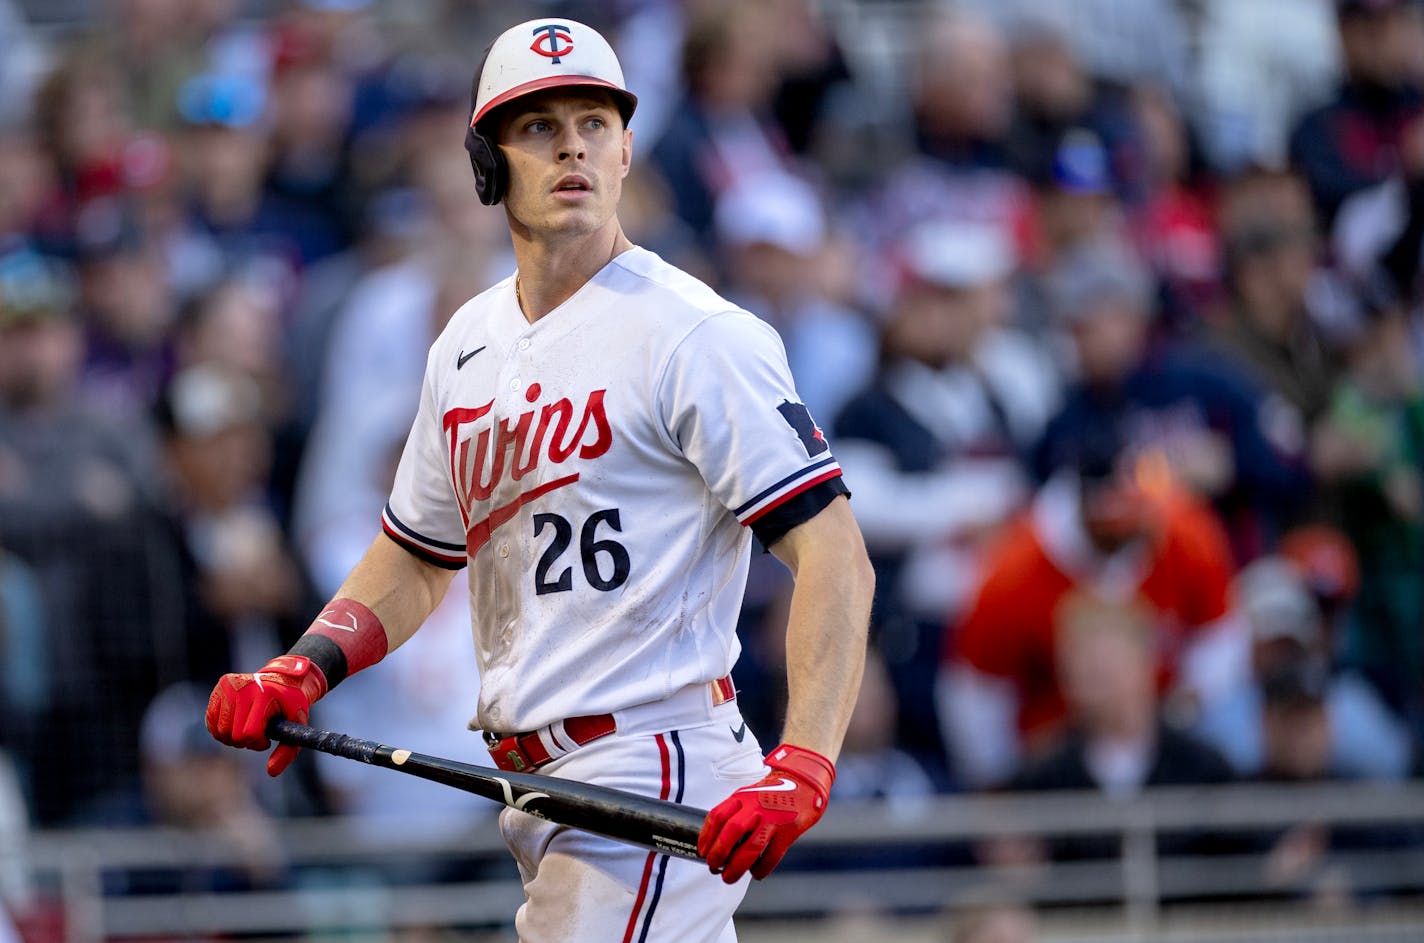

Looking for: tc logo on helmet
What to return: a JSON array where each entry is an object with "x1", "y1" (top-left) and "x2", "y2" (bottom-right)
[{"x1": 530, "y1": 24, "x2": 575, "y2": 63}]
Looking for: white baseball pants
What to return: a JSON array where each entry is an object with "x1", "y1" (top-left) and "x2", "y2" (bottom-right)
[{"x1": 498, "y1": 690, "x2": 766, "y2": 943}]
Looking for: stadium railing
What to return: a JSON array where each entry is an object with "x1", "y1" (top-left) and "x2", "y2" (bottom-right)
[{"x1": 18, "y1": 781, "x2": 1424, "y2": 942}]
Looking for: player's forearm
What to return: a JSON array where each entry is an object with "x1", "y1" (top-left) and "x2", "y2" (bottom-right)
[
  {"x1": 209, "y1": 533, "x2": 459, "y2": 774},
  {"x1": 771, "y1": 497, "x2": 874, "y2": 762},
  {"x1": 328, "y1": 531, "x2": 459, "y2": 652}
]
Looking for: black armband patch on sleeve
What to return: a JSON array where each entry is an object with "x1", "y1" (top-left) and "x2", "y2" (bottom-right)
[{"x1": 750, "y1": 477, "x2": 850, "y2": 550}]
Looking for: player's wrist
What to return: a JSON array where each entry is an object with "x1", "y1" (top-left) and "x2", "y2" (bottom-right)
[
  {"x1": 288, "y1": 597, "x2": 388, "y2": 692},
  {"x1": 765, "y1": 742, "x2": 836, "y2": 803}
]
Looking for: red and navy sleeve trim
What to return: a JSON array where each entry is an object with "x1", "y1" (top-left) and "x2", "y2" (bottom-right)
[
  {"x1": 749, "y1": 477, "x2": 849, "y2": 549},
  {"x1": 734, "y1": 457, "x2": 841, "y2": 524},
  {"x1": 381, "y1": 503, "x2": 467, "y2": 570}
]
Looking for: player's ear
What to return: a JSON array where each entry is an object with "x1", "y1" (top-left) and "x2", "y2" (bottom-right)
[{"x1": 621, "y1": 129, "x2": 632, "y2": 178}]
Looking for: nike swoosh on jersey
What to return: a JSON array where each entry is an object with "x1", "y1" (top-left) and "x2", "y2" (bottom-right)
[
  {"x1": 457, "y1": 346, "x2": 486, "y2": 369},
  {"x1": 730, "y1": 722, "x2": 747, "y2": 743},
  {"x1": 742, "y1": 778, "x2": 797, "y2": 793}
]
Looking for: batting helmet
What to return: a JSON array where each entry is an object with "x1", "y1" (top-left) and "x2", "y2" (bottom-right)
[{"x1": 465, "y1": 19, "x2": 638, "y2": 206}]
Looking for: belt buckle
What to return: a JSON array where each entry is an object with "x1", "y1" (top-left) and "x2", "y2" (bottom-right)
[{"x1": 484, "y1": 729, "x2": 533, "y2": 772}]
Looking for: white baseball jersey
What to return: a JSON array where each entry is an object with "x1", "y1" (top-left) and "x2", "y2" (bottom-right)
[{"x1": 381, "y1": 247, "x2": 844, "y2": 735}]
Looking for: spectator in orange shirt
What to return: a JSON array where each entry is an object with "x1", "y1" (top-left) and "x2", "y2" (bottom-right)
[{"x1": 937, "y1": 423, "x2": 1250, "y2": 788}]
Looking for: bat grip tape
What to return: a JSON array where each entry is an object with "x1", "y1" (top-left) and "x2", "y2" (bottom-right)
[{"x1": 269, "y1": 719, "x2": 379, "y2": 764}]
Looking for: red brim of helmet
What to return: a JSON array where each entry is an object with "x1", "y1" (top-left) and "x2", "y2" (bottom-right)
[{"x1": 472, "y1": 75, "x2": 638, "y2": 127}]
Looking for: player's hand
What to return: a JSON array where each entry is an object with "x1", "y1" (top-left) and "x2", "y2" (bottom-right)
[
  {"x1": 698, "y1": 743, "x2": 835, "y2": 883},
  {"x1": 205, "y1": 655, "x2": 329, "y2": 777}
]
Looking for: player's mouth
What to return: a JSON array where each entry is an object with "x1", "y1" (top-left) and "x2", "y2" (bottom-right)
[{"x1": 552, "y1": 175, "x2": 593, "y2": 200}]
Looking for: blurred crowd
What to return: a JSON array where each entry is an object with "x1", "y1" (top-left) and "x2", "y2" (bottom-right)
[{"x1": 2, "y1": 0, "x2": 1424, "y2": 921}]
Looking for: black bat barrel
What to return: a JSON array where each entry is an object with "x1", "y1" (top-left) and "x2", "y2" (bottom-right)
[{"x1": 268, "y1": 719, "x2": 706, "y2": 859}]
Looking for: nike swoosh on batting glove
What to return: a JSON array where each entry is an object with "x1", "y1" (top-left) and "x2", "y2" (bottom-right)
[
  {"x1": 698, "y1": 743, "x2": 836, "y2": 883},
  {"x1": 205, "y1": 654, "x2": 329, "y2": 777}
]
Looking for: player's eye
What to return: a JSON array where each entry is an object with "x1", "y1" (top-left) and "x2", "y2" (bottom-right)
[
  {"x1": 584, "y1": 116, "x2": 606, "y2": 131},
  {"x1": 525, "y1": 119, "x2": 552, "y2": 134}
]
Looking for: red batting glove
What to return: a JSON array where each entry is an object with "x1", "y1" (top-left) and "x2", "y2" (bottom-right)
[
  {"x1": 698, "y1": 743, "x2": 835, "y2": 883},
  {"x1": 205, "y1": 654, "x2": 329, "y2": 777}
]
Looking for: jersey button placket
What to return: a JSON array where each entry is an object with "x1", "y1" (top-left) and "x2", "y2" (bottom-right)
[
  {"x1": 513, "y1": 336, "x2": 533, "y2": 396},
  {"x1": 494, "y1": 334, "x2": 529, "y2": 663},
  {"x1": 487, "y1": 338, "x2": 518, "y2": 662}
]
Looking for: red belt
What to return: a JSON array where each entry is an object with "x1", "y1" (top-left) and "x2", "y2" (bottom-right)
[{"x1": 486, "y1": 675, "x2": 736, "y2": 772}]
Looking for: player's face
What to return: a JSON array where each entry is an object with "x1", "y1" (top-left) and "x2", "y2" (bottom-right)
[{"x1": 496, "y1": 90, "x2": 632, "y2": 239}]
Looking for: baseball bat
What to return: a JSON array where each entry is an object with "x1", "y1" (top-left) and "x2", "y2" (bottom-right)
[{"x1": 267, "y1": 719, "x2": 707, "y2": 860}]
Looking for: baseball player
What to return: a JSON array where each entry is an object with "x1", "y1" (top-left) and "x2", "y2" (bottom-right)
[{"x1": 205, "y1": 17, "x2": 874, "y2": 943}]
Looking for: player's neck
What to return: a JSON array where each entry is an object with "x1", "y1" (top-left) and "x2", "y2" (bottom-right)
[{"x1": 511, "y1": 222, "x2": 633, "y2": 323}]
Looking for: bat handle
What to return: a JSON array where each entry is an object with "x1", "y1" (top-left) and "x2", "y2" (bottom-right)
[{"x1": 268, "y1": 718, "x2": 381, "y2": 764}]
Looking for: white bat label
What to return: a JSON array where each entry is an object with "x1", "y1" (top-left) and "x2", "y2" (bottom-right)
[{"x1": 492, "y1": 774, "x2": 552, "y2": 811}]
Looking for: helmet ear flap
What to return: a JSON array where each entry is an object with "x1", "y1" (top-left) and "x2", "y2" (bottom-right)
[
  {"x1": 465, "y1": 123, "x2": 506, "y2": 206},
  {"x1": 465, "y1": 42, "x2": 505, "y2": 206}
]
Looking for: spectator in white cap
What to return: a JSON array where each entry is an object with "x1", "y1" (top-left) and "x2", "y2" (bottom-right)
[
  {"x1": 714, "y1": 170, "x2": 875, "y2": 425},
  {"x1": 889, "y1": 218, "x2": 1060, "y2": 452},
  {"x1": 1195, "y1": 555, "x2": 1413, "y2": 780},
  {"x1": 832, "y1": 217, "x2": 1054, "y2": 782}
]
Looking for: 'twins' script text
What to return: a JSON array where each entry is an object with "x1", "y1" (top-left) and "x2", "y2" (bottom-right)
[{"x1": 443, "y1": 383, "x2": 613, "y2": 552}]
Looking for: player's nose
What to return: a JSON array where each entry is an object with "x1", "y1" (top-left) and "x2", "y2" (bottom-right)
[{"x1": 554, "y1": 127, "x2": 586, "y2": 162}]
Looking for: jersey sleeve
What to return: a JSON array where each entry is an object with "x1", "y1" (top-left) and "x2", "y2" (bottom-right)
[
  {"x1": 381, "y1": 356, "x2": 467, "y2": 570},
  {"x1": 657, "y1": 310, "x2": 845, "y2": 542}
]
